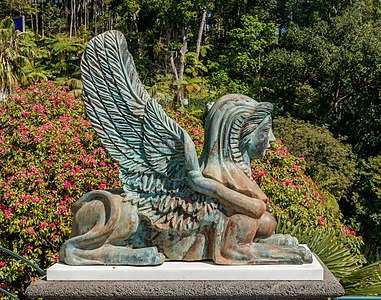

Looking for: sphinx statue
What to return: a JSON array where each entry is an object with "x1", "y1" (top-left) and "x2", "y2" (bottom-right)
[{"x1": 59, "y1": 30, "x2": 312, "y2": 266}]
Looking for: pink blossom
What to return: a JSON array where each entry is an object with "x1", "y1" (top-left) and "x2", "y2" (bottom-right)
[
  {"x1": 317, "y1": 199, "x2": 322, "y2": 203},
  {"x1": 259, "y1": 171, "x2": 267, "y2": 177},
  {"x1": 63, "y1": 180, "x2": 71, "y2": 188},
  {"x1": 60, "y1": 205, "x2": 68, "y2": 212},
  {"x1": 0, "y1": 262, "x2": 6, "y2": 267},
  {"x1": 99, "y1": 161, "x2": 107, "y2": 167},
  {"x1": 282, "y1": 180, "x2": 292, "y2": 186},
  {"x1": 33, "y1": 136, "x2": 42, "y2": 143},
  {"x1": 294, "y1": 184, "x2": 302, "y2": 189},
  {"x1": 307, "y1": 201, "x2": 312, "y2": 205},
  {"x1": 26, "y1": 245, "x2": 33, "y2": 250},
  {"x1": 318, "y1": 217, "x2": 325, "y2": 225},
  {"x1": 99, "y1": 184, "x2": 107, "y2": 190},
  {"x1": 27, "y1": 229, "x2": 35, "y2": 235}
]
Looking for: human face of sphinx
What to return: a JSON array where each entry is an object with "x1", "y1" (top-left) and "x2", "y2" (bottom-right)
[{"x1": 247, "y1": 118, "x2": 276, "y2": 160}]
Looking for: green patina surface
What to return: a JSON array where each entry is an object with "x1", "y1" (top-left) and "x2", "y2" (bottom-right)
[{"x1": 60, "y1": 30, "x2": 312, "y2": 266}]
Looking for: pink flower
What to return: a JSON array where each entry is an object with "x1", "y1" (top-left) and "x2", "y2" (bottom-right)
[
  {"x1": 307, "y1": 201, "x2": 312, "y2": 205},
  {"x1": 294, "y1": 184, "x2": 302, "y2": 189},
  {"x1": 63, "y1": 180, "x2": 71, "y2": 189},
  {"x1": 60, "y1": 205, "x2": 68, "y2": 212},
  {"x1": 33, "y1": 136, "x2": 42, "y2": 143},
  {"x1": 318, "y1": 217, "x2": 325, "y2": 225},
  {"x1": 282, "y1": 180, "x2": 292, "y2": 186},
  {"x1": 99, "y1": 184, "x2": 106, "y2": 190},
  {"x1": 26, "y1": 245, "x2": 33, "y2": 250},
  {"x1": 99, "y1": 161, "x2": 107, "y2": 167},
  {"x1": 259, "y1": 171, "x2": 267, "y2": 177},
  {"x1": 40, "y1": 221, "x2": 47, "y2": 229},
  {"x1": 0, "y1": 262, "x2": 6, "y2": 267},
  {"x1": 27, "y1": 229, "x2": 35, "y2": 235}
]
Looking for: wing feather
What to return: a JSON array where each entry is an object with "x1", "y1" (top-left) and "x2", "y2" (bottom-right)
[{"x1": 81, "y1": 30, "x2": 218, "y2": 231}]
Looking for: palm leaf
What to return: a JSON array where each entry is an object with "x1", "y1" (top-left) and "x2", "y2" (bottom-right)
[
  {"x1": 276, "y1": 216, "x2": 363, "y2": 279},
  {"x1": 342, "y1": 260, "x2": 381, "y2": 295}
]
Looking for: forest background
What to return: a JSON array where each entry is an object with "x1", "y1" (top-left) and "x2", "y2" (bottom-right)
[{"x1": 0, "y1": 0, "x2": 380, "y2": 298}]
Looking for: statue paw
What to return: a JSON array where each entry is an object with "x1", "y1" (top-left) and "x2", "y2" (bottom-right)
[{"x1": 258, "y1": 234, "x2": 298, "y2": 246}]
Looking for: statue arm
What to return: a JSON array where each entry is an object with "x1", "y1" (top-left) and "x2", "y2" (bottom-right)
[{"x1": 188, "y1": 170, "x2": 266, "y2": 219}]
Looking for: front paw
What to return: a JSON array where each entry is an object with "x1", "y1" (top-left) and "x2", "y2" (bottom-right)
[{"x1": 258, "y1": 234, "x2": 298, "y2": 246}]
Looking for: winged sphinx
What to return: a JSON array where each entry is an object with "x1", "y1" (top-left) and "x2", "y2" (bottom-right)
[{"x1": 59, "y1": 30, "x2": 312, "y2": 265}]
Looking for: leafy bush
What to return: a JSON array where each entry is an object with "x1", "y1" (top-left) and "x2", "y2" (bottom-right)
[
  {"x1": 273, "y1": 116, "x2": 356, "y2": 200},
  {"x1": 0, "y1": 82, "x2": 119, "y2": 298},
  {"x1": 0, "y1": 83, "x2": 367, "y2": 297},
  {"x1": 251, "y1": 140, "x2": 362, "y2": 252},
  {"x1": 349, "y1": 156, "x2": 381, "y2": 261}
]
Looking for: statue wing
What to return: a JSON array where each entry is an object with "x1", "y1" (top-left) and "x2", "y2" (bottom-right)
[{"x1": 81, "y1": 31, "x2": 218, "y2": 231}]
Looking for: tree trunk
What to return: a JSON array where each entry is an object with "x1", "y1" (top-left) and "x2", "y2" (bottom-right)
[
  {"x1": 196, "y1": 10, "x2": 207, "y2": 59},
  {"x1": 170, "y1": 26, "x2": 189, "y2": 108},
  {"x1": 69, "y1": 0, "x2": 74, "y2": 38},
  {"x1": 41, "y1": 0, "x2": 45, "y2": 38},
  {"x1": 93, "y1": 0, "x2": 97, "y2": 35}
]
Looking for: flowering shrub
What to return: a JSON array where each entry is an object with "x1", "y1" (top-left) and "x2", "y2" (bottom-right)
[
  {"x1": 251, "y1": 141, "x2": 363, "y2": 252},
  {"x1": 0, "y1": 82, "x2": 119, "y2": 298},
  {"x1": 0, "y1": 83, "x2": 363, "y2": 297}
]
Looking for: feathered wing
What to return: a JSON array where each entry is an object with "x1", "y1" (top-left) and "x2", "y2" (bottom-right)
[{"x1": 81, "y1": 30, "x2": 218, "y2": 231}]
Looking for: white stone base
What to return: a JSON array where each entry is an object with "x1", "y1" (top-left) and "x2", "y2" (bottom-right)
[{"x1": 47, "y1": 253, "x2": 323, "y2": 281}]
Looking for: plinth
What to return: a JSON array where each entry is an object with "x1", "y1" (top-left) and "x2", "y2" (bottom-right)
[{"x1": 26, "y1": 255, "x2": 344, "y2": 300}]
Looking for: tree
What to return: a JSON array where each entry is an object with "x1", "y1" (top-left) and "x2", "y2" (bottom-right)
[
  {"x1": 273, "y1": 116, "x2": 357, "y2": 201},
  {"x1": 0, "y1": 17, "x2": 42, "y2": 100},
  {"x1": 260, "y1": 1, "x2": 381, "y2": 157}
]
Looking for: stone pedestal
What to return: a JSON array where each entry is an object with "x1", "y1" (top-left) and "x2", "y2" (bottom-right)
[{"x1": 25, "y1": 256, "x2": 344, "y2": 300}]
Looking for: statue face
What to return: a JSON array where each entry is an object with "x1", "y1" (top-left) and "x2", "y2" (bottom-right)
[{"x1": 247, "y1": 120, "x2": 276, "y2": 159}]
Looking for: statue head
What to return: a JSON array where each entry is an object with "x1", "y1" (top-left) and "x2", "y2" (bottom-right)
[{"x1": 200, "y1": 94, "x2": 275, "y2": 196}]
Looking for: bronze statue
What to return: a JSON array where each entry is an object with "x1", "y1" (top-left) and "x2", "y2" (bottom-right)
[{"x1": 59, "y1": 30, "x2": 312, "y2": 266}]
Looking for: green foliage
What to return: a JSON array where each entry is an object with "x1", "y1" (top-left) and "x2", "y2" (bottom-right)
[
  {"x1": 36, "y1": 34, "x2": 85, "y2": 81},
  {"x1": 208, "y1": 15, "x2": 278, "y2": 97},
  {"x1": 350, "y1": 156, "x2": 381, "y2": 260},
  {"x1": 0, "y1": 82, "x2": 119, "y2": 297},
  {"x1": 273, "y1": 116, "x2": 356, "y2": 200},
  {"x1": 261, "y1": 1, "x2": 381, "y2": 157},
  {"x1": 252, "y1": 141, "x2": 360, "y2": 249},
  {"x1": 277, "y1": 220, "x2": 364, "y2": 280},
  {"x1": 342, "y1": 260, "x2": 381, "y2": 295},
  {"x1": 0, "y1": 18, "x2": 45, "y2": 98},
  {"x1": 0, "y1": 82, "x2": 377, "y2": 296}
]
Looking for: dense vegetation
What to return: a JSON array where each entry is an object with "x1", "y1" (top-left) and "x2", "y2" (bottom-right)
[{"x1": 0, "y1": 0, "x2": 380, "y2": 297}]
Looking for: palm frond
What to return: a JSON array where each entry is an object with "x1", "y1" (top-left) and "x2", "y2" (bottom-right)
[{"x1": 276, "y1": 216, "x2": 363, "y2": 279}]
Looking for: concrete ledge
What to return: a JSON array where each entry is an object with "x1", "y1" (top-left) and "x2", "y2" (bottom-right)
[
  {"x1": 46, "y1": 253, "x2": 323, "y2": 281},
  {"x1": 25, "y1": 259, "x2": 344, "y2": 300}
]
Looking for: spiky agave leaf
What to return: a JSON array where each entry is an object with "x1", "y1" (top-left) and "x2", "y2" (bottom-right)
[
  {"x1": 276, "y1": 216, "x2": 363, "y2": 280},
  {"x1": 341, "y1": 260, "x2": 381, "y2": 295}
]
